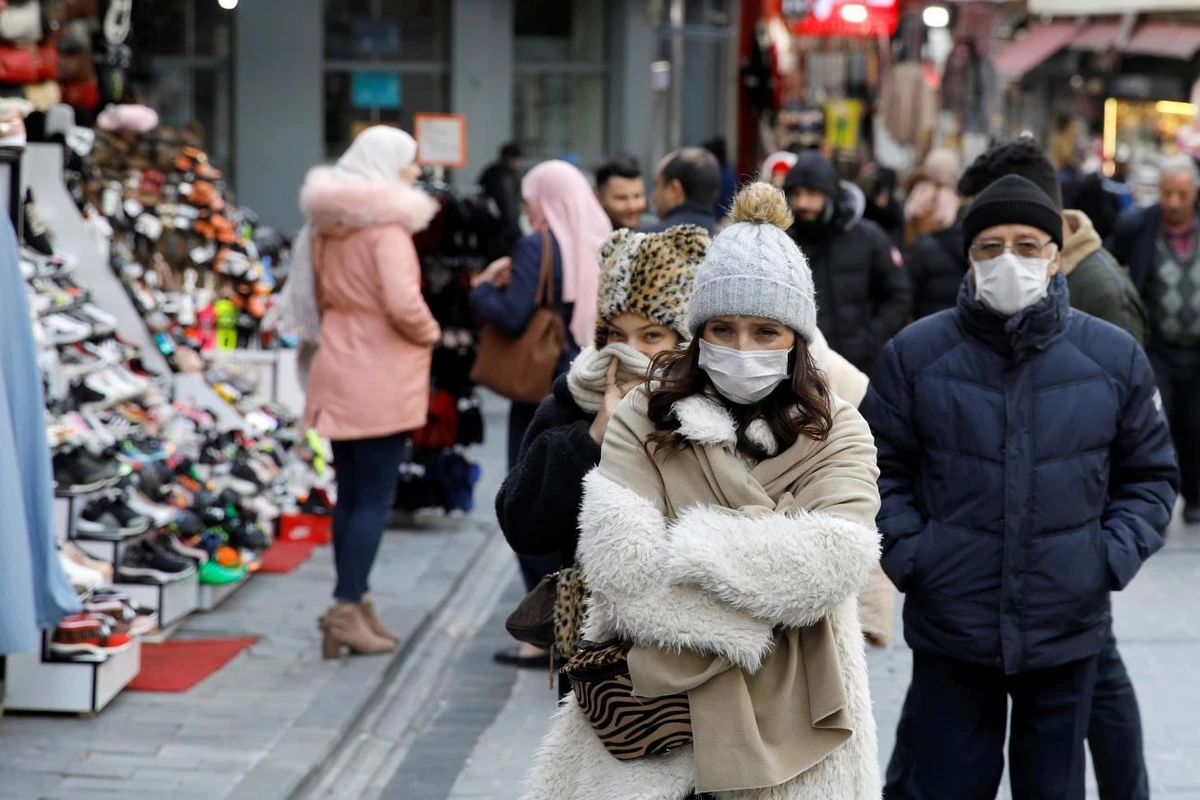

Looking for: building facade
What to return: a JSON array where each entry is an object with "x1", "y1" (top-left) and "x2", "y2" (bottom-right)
[{"x1": 134, "y1": 0, "x2": 739, "y2": 233}]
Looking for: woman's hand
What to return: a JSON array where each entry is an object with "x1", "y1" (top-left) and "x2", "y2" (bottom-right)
[
  {"x1": 472, "y1": 256, "x2": 512, "y2": 289},
  {"x1": 589, "y1": 360, "x2": 638, "y2": 444}
]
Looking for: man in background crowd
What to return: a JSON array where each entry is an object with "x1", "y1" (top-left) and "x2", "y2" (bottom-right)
[
  {"x1": 1108, "y1": 153, "x2": 1200, "y2": 525},
  {"x1": 479, "y1": 141, "x2": 524, "y2": 253},
  {"x1": 782, "y1": 150, "x2": 912, "y2": 374},
  {"x1": 594, "y1": 157, "x2": 647, "y2": 230},
  {"x1": 639, "y1": 147, "x2": 720, "y2": 234}
]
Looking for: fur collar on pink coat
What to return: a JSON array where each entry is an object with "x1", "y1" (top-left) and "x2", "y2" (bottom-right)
[{"x1": 300, "y1": 166, "x2": 439, "y2": 235}]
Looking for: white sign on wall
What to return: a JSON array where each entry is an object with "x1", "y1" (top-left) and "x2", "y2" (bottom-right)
[{"x1": 413, "y1": 113, "x2": 467, "y2": 168}]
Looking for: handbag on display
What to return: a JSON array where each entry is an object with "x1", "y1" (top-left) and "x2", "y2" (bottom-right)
[
  {"x1": 0, "y1": 43, "x2": 38, "y2": 83},
  {"x1": 35, "y1": 39, "x2": 56, "y2": 79},
  {"x1": 60, "y1": 75, "x2": 98, "y2": 109},
  {"x1": 57, "y1": 47, "x2": 92, "y2": 82},
  {"x1": 65, "y1": 0, "x2": 96, "y2": 20},
  {"x1": 469, "y1": 232, "x2": 566, "y2": 404},
  {"x1": 0, "y1": 0, "x2": 41, "y2": 43},
  {"x1": 561, "y1": 639, "x2": 693, "y2": 760}
]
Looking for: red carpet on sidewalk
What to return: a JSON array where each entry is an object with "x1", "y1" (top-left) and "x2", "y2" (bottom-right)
[
  {"x1": 128, "y1": 637, "x2": 257, "y2": 692},
  {"x1": 257, "y1": 539, "x2": 318, "y2": 574}
]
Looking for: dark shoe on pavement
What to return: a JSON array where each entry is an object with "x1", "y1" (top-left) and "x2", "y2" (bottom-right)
[
  {"x1": 492, "y1": 647, "x2": 550, "y2": 669},
  {"x1": 1184, "y1": 504, "x2": 1200, "y2": 526}
]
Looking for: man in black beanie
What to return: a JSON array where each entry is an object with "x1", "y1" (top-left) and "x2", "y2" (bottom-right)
[
  {"x1": 781, "y1": 150, "x2": 912, "y2": 374},
  {"x1": 862, "y1": 174, "x2": 1178, "y2": 799},
  {"x1": 887, "y1": 142, "x2": 1155, "y2": 800}
]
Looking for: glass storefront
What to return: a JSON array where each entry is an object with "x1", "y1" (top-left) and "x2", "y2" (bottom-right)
[
  {"x1": 321, "y1": 0, "x2": 450, "y2": 159},
  {"x1": 513, "y1": 0, "x2": 610, "y2": 165},
  {"x1": 132, "y1": 0, "x2": 234, "y2": 168}
]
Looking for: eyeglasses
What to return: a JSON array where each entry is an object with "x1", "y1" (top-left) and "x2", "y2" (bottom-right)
[{"x1": 969, "y1": 239, "x2": 1055, "y2": 260}]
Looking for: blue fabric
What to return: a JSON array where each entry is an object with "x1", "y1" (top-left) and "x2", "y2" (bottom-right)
[
  {"x1": 861, "y1": 273, "x2": 1179, "y2": 674},
  {"x1": 637, "y1": 202, "x2": 718, "y2": 234},
  {"x1": 716, "y1": 165, "x2": 737, "y2": 219},
  {"x1": 903, "y1": 652, "x2": 1098, "y2": 800},
  {"x1": 0, "y1": 216, "x2": 80, "y2": 654},
  {"x1": 1105, "y1": 203, "x2": 1169, "y2": 293},
  {"x1": 330, "y1": 433, "x2": 408, "y2": 603},
  {"x1": 469, "y1": 231, "x2": 580, "y2": 375}
]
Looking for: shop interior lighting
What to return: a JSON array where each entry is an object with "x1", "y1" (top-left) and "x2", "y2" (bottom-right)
[
  {"x1": 1103, "y1": 97, "x2": 1117, "y2": 162},
  {"x1": 218, "y1": 0, "x2": 238, "y2": 9},
  {"x1": 922, "y1": 6, "x2": 950, "y2": 29},
  {"x1": 1155, "y1": 100, "x2": 1198, "y2": 117},
  {"x1": 840, "y1": 4, "x2": 869, "y2": 24}
]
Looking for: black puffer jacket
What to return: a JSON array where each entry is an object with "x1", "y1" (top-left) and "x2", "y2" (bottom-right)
[
  {"x1": 905, "y1": 219, "x2": 966, "y2": 320},
  {"x1": 785, "y1": 172, "x2": 914, "y2": 374},
  {"x1": 495, "y1": 374, "x2": 600, "y2": 567}
]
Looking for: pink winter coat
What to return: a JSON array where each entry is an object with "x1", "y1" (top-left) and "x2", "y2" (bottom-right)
[{"x1": 300, "y1": 167, "x2": 441, "y2": 441}]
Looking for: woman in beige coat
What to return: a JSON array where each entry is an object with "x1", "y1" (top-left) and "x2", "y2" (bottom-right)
[
  {"x1": 524, "y1": 184, "x2": 881, "y2": 799},
  {"x1": 298, "y1": 126, "x2": 441, "y2": 658}
]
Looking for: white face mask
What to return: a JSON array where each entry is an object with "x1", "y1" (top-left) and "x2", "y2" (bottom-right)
[
  {"x1": 698, "y1": 339, "x2": 790, "y2": 406},
  {"x1": 971, "y1": 252, "x2": 1053, "y2": 317}
]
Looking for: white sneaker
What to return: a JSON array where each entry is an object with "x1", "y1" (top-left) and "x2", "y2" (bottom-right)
[
  {"x1": 125, "y1": 489, "x2": 178, "y2": 528},
  {"x1": 59, "y1": 551, "x2": 106, "y2": 593},
  {"x1": 42, "y1": 313, "x2": 92, "y2": 345}
]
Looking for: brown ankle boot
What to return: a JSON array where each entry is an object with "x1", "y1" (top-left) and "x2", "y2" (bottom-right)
[
  {"x1": 319, "y1": 603, "x2": 396, "y2": 658},
  {"x1": 359, "y1": 595, "x2": 399, "y2": 645}
]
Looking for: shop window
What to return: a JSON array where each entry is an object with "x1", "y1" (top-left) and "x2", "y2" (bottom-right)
[
  {"x1": 513, "y1": 0, "x2": 610, "y2": 163},
  {"x1": 323, "y1": 71, "x2": 447, "y2": 160},
  {"x1": 322, "y1": 0, "x2": 449, "y2": 161},
  {"x1": 131, "y1": 0, "x2": 233, "y2": 168},
  {"x1": 324, "y1": 0, "x2": 449, "y2": 62}
]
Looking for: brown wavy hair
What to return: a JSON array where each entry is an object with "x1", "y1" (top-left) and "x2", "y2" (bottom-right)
[{"x1": 645, "y1": 336, "x2": 833, "y2": 460}]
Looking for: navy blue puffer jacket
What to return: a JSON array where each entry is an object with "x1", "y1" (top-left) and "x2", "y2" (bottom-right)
[{"x1": 861, "y1": 273, "x2": 1178, "y2": 674}]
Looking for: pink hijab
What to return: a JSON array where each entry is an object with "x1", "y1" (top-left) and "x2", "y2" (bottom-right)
[{"x1": 522, "y1": 160, "x2": 613, "y2": 349}]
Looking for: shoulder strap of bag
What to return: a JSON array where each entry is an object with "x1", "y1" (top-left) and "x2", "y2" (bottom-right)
[{"x1": 534, "y1": 232, "x2": 555, "y2": 309}]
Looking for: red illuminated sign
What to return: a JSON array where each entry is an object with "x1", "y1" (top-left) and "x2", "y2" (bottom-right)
[{"x1": 774, "y1": 0, "x2": 899, "y2": 38}]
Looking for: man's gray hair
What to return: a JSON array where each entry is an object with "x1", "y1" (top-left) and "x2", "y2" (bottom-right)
[{"x1": 1159, "y1": 154, "x2": 1200, "y2": 187}]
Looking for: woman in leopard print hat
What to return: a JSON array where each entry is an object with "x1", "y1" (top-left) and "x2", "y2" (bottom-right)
[{"x1": 492, "y1": 224, "x2": 709, "y2": 680}]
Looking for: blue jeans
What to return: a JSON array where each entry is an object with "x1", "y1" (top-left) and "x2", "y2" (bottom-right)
[
  {"x1": 330, "y1": 433, "x2": 408, "y2": 603},
  {"x1": 884, "y1": 639, "x2": 1147, "y2": 800}
]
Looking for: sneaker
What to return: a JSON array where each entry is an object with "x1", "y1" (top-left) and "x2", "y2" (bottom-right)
[
  {"x1": 125, "y1": 488, "x2": 179, "y2": 527},
  {"x1": 59, "y1": 548, "x2": 109, "y2": 591},
  {"x1": 165, "y1": 532, "x2": 209, "y2": 565},
  {"x1": 199, "y1": 560, "x2": 245, "y2": 585},
  {"x1": 50, "y1": 614, "x2": 134, "y2": 657},
  {"x1": 54, "y1": 450, "x2": 120, "y2": 493},
  {"x1": 78, "y1": 494, "x2": 151, "y2": 538},
  {"x1": 23, "y1": 188, "x2": 53, "y2": 256},
  {"x1": 117, "y1": 540, "x2": 193, "y2": 584},
  {"x1": 1185, "y1": 504, "x2": 1200, "y2": 526},
  {"x1": 59, "y1": 346, "x2": 106, "y2": 378},
  {"x1": 42, "y1": 313, "x2": 93, "y2": 345}
]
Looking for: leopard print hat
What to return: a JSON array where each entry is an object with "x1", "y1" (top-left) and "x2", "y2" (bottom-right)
[{"x1": 594, "y1": 224, "x2": 710, "y2": 349}]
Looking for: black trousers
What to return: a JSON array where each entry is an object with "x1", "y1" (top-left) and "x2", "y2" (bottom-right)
[
  {"x1": 885, "y1": 640, "x2": 1144, "y2": 800},
  {"x1": 1148, "y1": 340, "x2": 1200, "y2": 507},
  {"x1": 886, "y1": 652, "x2": 1098, "y2": 800},
  {"x1": 508, "y1": 400, "x2": 561, "y2": 592}
]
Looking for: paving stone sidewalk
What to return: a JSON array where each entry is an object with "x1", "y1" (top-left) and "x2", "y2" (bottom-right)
[
  {"x1": 0, "y1": 407, "x2": 509, "y2": 800},
  {"x1": 418, "y1": 517, "x2": 1200, "y2": 800}
]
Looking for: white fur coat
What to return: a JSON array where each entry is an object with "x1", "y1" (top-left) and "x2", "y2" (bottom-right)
[{"x1": 522, "y1": 392, "x2": 882, "y2": 800}]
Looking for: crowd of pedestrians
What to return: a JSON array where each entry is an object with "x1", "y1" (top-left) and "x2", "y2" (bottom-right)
[{"x1": 290, "y1": 122, "x2": 1194, "y2": 798}]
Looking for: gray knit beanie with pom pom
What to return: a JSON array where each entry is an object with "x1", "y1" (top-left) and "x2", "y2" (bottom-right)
[{"x1": 686, "y1": 182, "x2": 818, "y2": 342}]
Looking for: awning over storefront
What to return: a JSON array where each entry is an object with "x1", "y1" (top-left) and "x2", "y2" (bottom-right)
[
  {"x1": 1069, "y1": 22, "x2": 1122, "y2": 52},
  {"x1": 993, "y1": 22, "x2": 1078, "y2": 80},
  {"x1": 1125, "y1": 22, "x2": 1200, "y2": 60}
]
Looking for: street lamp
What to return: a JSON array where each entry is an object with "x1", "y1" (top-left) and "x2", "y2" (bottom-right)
[
  {"x1": 218, "y1": 0, "x2": 238, "y2": 9},
  {"x1": 922, "y1": 6, "x2": 950, "y2": 29}
]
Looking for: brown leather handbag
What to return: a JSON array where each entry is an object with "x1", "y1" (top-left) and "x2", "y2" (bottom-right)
[{"x1": 469, "y1": 233, "x2": 566, "y2": 403}]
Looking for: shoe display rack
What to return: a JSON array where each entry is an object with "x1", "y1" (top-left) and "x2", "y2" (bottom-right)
[{"x1": 3, "y1": 630, "x2": 141, "y2": 716}]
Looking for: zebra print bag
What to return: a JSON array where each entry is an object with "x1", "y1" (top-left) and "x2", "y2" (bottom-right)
[{"x1": 562, "y1": 640, "x2": 692, "y2": 760}]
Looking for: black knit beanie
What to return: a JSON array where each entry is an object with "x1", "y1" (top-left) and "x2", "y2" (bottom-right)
[
  {"x1": 962, "y1": 174, "x2": 1063, "y2": 259},
  {"x1": 782, "y1": 151, "x2": 841, "y2": 199}
]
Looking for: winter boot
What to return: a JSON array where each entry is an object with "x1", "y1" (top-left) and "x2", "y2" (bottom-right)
[
  {"x1": 360, "y1": 595, "x2": 399, "y2": 645},
  {"x1": 319, "y1": 603, "x2": 395, "y2": 659}
]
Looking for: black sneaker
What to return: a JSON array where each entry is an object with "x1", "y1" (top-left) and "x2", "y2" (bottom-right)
[
  {"x1": 54, "y1": 450, "x2": 119, "y2": 494},
  {"x1": 1185, "y1": 504, "x2": 1200, "y2": 526},
  {"x1": 78, "y1": 494, "x2": 151, "y2": 538},
  {"x1": 117, "y1": 540, "x2": 193, "y2": 584},
  {"x1": 23, "y1": 188, "x2": 54, "y2": 256}
]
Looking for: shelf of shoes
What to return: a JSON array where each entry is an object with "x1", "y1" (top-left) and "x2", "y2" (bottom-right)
[
  {"x1": 68, "y1": 118, "x2": 289, "y2": 380},
  {"x1": 3, "y1": 629, "x2": 142, "y2": 715}
]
